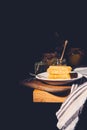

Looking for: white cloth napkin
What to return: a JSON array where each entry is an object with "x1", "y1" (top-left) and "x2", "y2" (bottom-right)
[
  {"x1": 74, "y1": 67, "x2": 87, "y2": 78},
  {"x1": 56, "y1": 82, "x2": 87, "y2": 130}
]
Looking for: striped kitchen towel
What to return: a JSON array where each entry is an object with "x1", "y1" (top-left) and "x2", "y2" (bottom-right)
[{"x1": 56, "y1": 82, "x2": 87, "y2": 130}]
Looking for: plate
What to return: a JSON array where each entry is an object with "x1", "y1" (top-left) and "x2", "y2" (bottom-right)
[{"x1": 36, "y1": 72, "x2": 83, "y2": 85}]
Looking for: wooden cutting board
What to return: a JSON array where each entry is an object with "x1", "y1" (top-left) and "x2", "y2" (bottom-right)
[{"x1": 21, "y1": 79, "x2": 71, "y2": 93}]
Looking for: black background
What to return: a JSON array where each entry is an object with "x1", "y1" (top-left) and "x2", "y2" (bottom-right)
[
  {"x1": 2, "y1": 1, "x2": 87, "y2": 130},
  {"x1": 12, "y1": 1, "x2": 87, "y2": 80}
]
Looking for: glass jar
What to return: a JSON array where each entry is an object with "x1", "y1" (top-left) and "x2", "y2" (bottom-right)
[
  {"x1": 67, "y1": 48, "x2": 85, "y2": 67},
  {"x1": 55, "y1": 58, "x2": 67, "y2": 66},
  {"x1": 34, "y1": 61, "x2": 48, "y2": 74}
]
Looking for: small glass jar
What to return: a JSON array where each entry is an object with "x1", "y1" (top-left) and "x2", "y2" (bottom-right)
[
  {"x1": 34, "y1": 61, "x2": 48, "y2": 74},
  {"x1": 55, "y1": 58, "x2": 67, "y2": 66},
  {"x1": 67, "y1": 48, "x2": 85, "y2": 67}
]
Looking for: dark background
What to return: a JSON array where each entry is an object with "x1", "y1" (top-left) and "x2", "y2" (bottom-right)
[
  {"x1": 3, "y1": 1, "x2": 87, "y2": 130},
  {"x1": 13, "y1": 1, "x2": 87, "y2": 81}
]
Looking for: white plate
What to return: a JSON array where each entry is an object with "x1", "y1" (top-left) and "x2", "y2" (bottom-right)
[
  {"x1": 36, "y1": 72, "x2": 83, "y2": 85},
  {"x1": 74, "y1": 67, "x2": 87, "y2": 78}
]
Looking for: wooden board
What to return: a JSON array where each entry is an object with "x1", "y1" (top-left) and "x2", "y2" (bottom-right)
[
  {"x1": 33, "y1": 89, "x2": 68, "y2": 103},
  {"x1": 22, "y1": 79, "x2": 71, "y2": 93}
]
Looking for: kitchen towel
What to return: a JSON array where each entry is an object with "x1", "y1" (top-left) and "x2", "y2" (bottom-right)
[{"x1": 56, "y1": 82, "x2": 87, "y2": 130}]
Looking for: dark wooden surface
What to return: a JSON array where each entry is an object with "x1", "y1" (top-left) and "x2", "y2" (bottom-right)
[
  {"x1": 21, "y1": 79, "x2": 71, "y2": 102},
  {"x1": 22, "y1": 79, "x2": 71, "y2": 93}
]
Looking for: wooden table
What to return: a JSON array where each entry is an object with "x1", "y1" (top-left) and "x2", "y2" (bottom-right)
[{"x1": 22, "y1": 79, "x2": 71, "y2": 103}]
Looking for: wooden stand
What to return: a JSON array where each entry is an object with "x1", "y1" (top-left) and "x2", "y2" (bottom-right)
[
  {"x1": 33, "y1": 89, "x2": 68, "y2": 103},
  {"x1": 22, "y1": 79, "x2": 71, "y2": 103}
]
